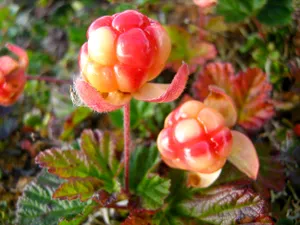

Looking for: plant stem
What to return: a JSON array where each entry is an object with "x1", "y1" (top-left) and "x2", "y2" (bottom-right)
[
  {"x1": 123, "y1": 102, "x2": 131, "y2": 194},
  {"x1": 26, "y1": 75, "x2": 72, "y2": 85}
]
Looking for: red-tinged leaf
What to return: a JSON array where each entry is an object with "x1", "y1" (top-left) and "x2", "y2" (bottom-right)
[
  {"x1": 92, "y1": 190, "x2": 117, "y2": 207},
  {"x1": 74, "y1": 79, "x2": 126, "y2": 113},
  {"x1": 228, "y1": 131, "x2": 259, "y2": 180},
  {"x1": 176, "y1": 184, "x2": 269, "y2": 225},
  {"x1": 36, "y1": 129, "x2": 121, "y2": 198},
  {"x1": 35, "y1": 149, "x2": 101, "y2": 179},
  {"x1": 122, "y1": 215, "x2": 151, "y2": 225},
  {"x1": 133, "y1": 63, "x2": 190, "y2": 103},
  {"x1": 204, "y1": 85, "x2": 237, "y2": 127},
  {"x1": 254, "y1": 215, "x2": 275, "y2": 224},
  {"x1": 53, "y1": 178, "x2": 102, "y2": 201},
  {"x1": 193, "y1": 63, "x2": 275, "y2": 131},
  {"x1": 233, "y1": 68, "x2": 275, "y2": 131},
  {"x1": 193, "y1": 62, "x2": 234, "y2": 100}
]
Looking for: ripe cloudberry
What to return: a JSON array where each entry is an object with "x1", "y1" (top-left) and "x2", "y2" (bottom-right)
[
  {"x1": 0, "y1": 44, "x2": 28, "y2": 106},
  {"x1": 157, "y1": 100, "x2": 233, "y2": 174},
  {"x1": 75, "y1": 10, "x2": 189, "y2": 112},
  {"x1": 157, "y1": 87, "x2": 260, "y2": 187}
]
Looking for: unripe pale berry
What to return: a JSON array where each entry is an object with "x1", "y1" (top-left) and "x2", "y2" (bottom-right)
[
  {"x1": 79, "y1": 10, "x2": 171, "y2": 94},
  {"x1": 157, "y1": 100, "x2": 233, "y2": 174}
]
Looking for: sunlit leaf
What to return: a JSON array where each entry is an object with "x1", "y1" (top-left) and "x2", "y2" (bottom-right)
[
  {"x1": 35, "y1": 149, "x2": 101, "y2": 179},
  {"x1": 53, "y1": 178, "x2": 102, "y2": 201},
  {"x1": 193, "y1": 62, "x2": 275, "y2": 131},
  {"x1": 36, "y1": 129, "x2": 121, "y2": 201},
  {"x1": 233, "y1": 68, "x2": 275, "y2": 130},
  {"x1": 176, "y1": 184, "x2": 268, "y2": 225}
]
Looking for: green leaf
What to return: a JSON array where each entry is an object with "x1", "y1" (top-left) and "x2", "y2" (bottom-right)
[
  {"x1": 176, "y1": 184, "x2": 268, "y2": 225},
  {"x1": 109, "y1": 99, "x2": 154, "y2": 129},
  {"x1": 16, "y1": 170, "x2": 95, "y2": 225},
  {"x1": 129, "y1": 144, "x2": 160, "y2": 191},
  {"x1": 216, "y1": 0, "x2": 267, "y2": 22},
  {"x1": 108, "y1": 109, "x2": 123, "y2": 128},
  {"x1": 136, "y1": 175, "x2": 171, "y2": 210},
  {"x1": 53, "y1": 178, "x2": 102, "y2": 201},
  {"x1": 58, "y1": 203, "x2": 96, "y2": 225},
  {"x1": 164, "y1": 25, "x2": 190, "y2": 62},
  {"x1": 35, "y1": 149, "x2": 101, "y2": 179},
  {"x1": 167, "y1": 169, "x2": 191, "y2": 203},
  {"x1": 257, "y1": 0, "x2": 293, "y2": 26},
  {"x1": 80, "y1": 129, "x2": 120, "y2": 176},
  {"x1": 36, "y1": 129, "x2": 121, "y2": 201},
  {"x1": 60, "y1": 107, "x2": 92, "y2": 141}
]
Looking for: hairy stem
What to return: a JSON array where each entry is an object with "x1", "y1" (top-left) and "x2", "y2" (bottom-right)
[
  {"x1": 123, "y1": 102, "x2": 131, "y2": 194},
  {"x1": 26, "y1": 75, "x2": 72, "y2": 85}
]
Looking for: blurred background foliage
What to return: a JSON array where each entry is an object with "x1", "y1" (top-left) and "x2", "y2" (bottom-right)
[{"x1": 0, "y1": 0, "x2": 300, "y2": 224}]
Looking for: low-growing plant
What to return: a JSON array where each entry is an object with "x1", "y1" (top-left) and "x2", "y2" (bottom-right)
[{"x1": 0, "y1": 1, "x2": 299, "y2": 225}]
